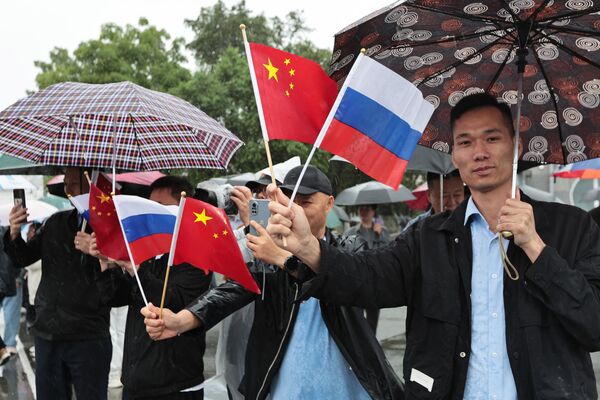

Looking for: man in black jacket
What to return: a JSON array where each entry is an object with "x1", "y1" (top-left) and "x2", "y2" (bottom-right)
[
  {"x1": 91, "y1": 176, "x2": 211, "y2": 400},
  {"x1": 4, "y1": 167, "x2": 111, "y2": 400},
  {"x1": 142, "y1": 166, "x2": 403, "y2": 400},
  {"x1": 265, "y1": 93, "x2": 600, "y2": 399}
]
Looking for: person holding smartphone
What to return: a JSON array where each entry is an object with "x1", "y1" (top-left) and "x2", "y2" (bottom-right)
[{"x1": 4, "y1": 167, "x2": 111, "y2": 400}]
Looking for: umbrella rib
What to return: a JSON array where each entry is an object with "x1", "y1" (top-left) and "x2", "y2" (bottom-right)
[
  {"x1": 538, "y1": 30, "x2": 600, "y2": 69},
  {"x1": 418, "y1": 38, "x2": 511, "y2": 87},
  {"x1": 541, "y1": 25, "x2": 600, "y2": 38},
  {"x1": 389, "y1": 27, "x2": 514, "y2": 51},
  {"x1": 485, "y1": 43, "x2": 516, "y2": 93},
  {"x1": 499, "y1": 0, "x2": 524, "y2": 23},
  {"x1": 537, "y1": 6, "x2": 600, "y2": 24},
  {"x1": 528, "y1": 0, "x2": 555, "y2": 22},
  {"x1": 408, "y1": 3, "x2": 508, "y2": 26},
  {"x1": 530, "y1": 47, "x2": 567, "y2": 164}
]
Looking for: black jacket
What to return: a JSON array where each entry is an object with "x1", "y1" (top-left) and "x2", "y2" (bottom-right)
[
  {"x1": 0, "y1": 226, "x2": 18, "y2": 297},
  {"x1": 187, "y1": 229, "x2": 404, "y2": 400},
  {"x1": 311, "y1": 195, "x2": 600, "y2": 399},
  {"x1": 97, "y1": 255, "x2": 211, "y2": 398},
  {"x1": 3, "y1": 210, "x2": 110, "y2": 341}
]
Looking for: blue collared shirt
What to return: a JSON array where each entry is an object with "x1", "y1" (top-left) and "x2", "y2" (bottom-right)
[{"x1": 463, "y1": 197, "x2": 517, "y2": 400}]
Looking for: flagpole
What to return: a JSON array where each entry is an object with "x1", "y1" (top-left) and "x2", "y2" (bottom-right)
[
  {"x1": 159, "y1": 193, "x2": 187, "y2": 318},
  {"x1": 240, "y1": 24, "x2": 277, "y2": 186},
  {"x1": 113, "y1": 195, "x2": 149, "y2": 306},
  {"x1": 287, "y1": 51, "x2": 366, "y2": 206}
]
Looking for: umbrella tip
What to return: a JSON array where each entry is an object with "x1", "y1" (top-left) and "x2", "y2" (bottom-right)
[{"x1": 239, "y1": 24, "x2": 246, "y2": 30}]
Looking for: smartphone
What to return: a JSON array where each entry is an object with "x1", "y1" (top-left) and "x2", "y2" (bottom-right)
[
  {"x1": 249, "y1": 199, "x2": 270, "y2": 235},
  {"x1": 374, "y1": 216, "x2": 384, "y2": 225},
  {"x1": 13, "y1": 189, "x2": 26, "y2": 210}
]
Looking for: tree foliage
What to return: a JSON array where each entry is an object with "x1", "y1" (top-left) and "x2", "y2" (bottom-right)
[{"x1": 34, "y1": 18, "x2": 191, "y2": 92}]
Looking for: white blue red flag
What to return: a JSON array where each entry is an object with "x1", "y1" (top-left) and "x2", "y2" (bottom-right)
[
  {"x1": 112, "y1": 195, "x2": 177, "y2": 265},
  {"x1": 317, "y1": 54, "x2": 434, "y2": 189}
]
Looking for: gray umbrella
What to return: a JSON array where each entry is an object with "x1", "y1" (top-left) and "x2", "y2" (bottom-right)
[{"x1": 335, "y1": 181, "x2": 415, "y2": 206}]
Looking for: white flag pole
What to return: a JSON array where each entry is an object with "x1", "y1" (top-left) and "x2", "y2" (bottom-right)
[
  {"x1": 240, "y1": 24, "x2": 277, "y2": 186},
  {"x1": 112, "y1": 195, "x2": 149, "y2": 306},
  {"x1": 159, "y1": 193, "x2": 187, "y2": 318},
  {"x1": 286, "y1": 51, "x2": 366, "y2": 206}
]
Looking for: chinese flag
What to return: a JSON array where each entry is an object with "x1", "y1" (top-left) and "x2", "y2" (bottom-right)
[
  {"x1": 249, "y1": 42, "x2": 338, "y2": 144},
  {"x1": 172, "y1": 197, "x2": 260, "y2": 294},
  {"x1": 88, "y1": 184, "x2": 129, "y2": 261}
]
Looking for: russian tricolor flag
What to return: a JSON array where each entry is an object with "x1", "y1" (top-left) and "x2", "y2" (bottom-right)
[
  {"x1": 317, "y1": 54, "x2": 434, "y2": 189},
  {"x1": 112, "y1": 195, "x2": 178, "y2": 265}
]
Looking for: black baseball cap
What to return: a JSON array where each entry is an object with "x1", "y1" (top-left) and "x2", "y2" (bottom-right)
[
  {"x1": 281, "y1": 165, "x2": 333, "y2": 196},
  {"x1": 245, "y1": 174, "x2": 281, "y2": 192}
]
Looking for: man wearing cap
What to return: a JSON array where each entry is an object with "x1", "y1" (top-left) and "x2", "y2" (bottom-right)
[{"x1": 141, "y1": 166, "x2": 403, "y2": 400}]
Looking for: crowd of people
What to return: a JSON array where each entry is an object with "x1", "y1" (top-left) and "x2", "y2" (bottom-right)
[{"x1": 0, "y1": 92, "x2": 598, "y2": 399}]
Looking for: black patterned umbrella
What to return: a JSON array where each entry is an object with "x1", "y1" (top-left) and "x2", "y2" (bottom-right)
[
  {"x1": 330, "y1": 0, "x2": 600, "y2": 172},
  {"x1": 0, "y1": 81, "x2": 243, "y2": 171}
]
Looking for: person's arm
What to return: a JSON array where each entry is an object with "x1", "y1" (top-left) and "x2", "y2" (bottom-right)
[
  {"x1": 265, "y1": 184, "x2": 416, "y2": 308},
  {"x1": 142, "y1": 278, "x2": 256, "y2": 340},
  {"x1": 522, "y1": 214, "x2": 600, "y2": 350},
  {"x1": 96, "y1": 266, "x2": 134, "y2": 307},
  {"x1": 3, "y1": 208, "x2": 42, "y2": 268}
]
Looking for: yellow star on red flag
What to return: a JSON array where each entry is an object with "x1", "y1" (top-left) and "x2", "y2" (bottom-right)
[
  {"x1": 193, "y1": 209, "x2": 213, "y2": 225},
  {"x1": 262, "y1": 58, "x2": 279, "y2": 82}
]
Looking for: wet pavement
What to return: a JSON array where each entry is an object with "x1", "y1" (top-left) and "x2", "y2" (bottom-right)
[{"x1": 2, "y1": 307, "x2": 600, "y2": 399}]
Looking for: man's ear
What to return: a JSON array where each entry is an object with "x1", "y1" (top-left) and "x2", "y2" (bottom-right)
[{"x1": 325, "y1": 195, "x2": 334, "y2": 212}]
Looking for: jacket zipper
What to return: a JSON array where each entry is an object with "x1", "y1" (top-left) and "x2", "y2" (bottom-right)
[{"x1": 256, "y1": 284, "x2": 299, "y2": 399}]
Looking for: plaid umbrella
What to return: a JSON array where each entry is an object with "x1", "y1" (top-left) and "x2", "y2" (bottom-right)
[
  {"x1": 330, "y1": 1, "x2": 600, "y2": 166},
  {"x1": 0, "y1": 81, "x2": 243, "y2": 171}
]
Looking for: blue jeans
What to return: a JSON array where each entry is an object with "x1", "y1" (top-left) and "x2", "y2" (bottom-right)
[{"x1": 2, "y1": 284, "x2": 22, "y2": 347}]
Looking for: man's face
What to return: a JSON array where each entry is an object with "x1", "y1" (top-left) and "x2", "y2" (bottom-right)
[
  {"x1": 427, "y1": 175, "x2": 465, "y2": 213},
  {"x1": 150, "y1": 187, "x2": 178, "y2": 206},
  {"x1": 63, "y1": 167, "x2": 89, "y2": 196},
  {"x1": 358, "y1": 205, "x2": 375, "y2": 224},
  {"x1": 290, "y1": 192, "x2": 333, "y2": 237},
  {"x1": 451, "y1": 106, "x2": 519, "y2": 195}
]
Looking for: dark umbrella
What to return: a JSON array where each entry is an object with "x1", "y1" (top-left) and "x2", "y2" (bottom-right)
[{"x1": 330, "y1": 0, "x2": 600, "y2": 196}]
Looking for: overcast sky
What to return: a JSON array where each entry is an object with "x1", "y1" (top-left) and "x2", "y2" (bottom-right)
[{"x1": 0, "y1": 0, "x2": 392, "y2": 110}]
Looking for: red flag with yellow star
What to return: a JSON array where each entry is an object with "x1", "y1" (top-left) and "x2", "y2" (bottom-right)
[
  {"x1": 248, "y1": 42, "x2": 338, "y2": 144},
  {"x1": 88, "y1": 183, "x2": 129, "y2": 261},
  {"x1": 171, "y1": 197, "x2": 260, "y2": 294}
]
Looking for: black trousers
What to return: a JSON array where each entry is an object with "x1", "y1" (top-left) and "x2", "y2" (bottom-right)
[
  {"x1": 0, "y1": 295, "x2": 5, "y2": 348},
  {"x1": 124, "y1": 388, "x2": 204, "y2": 400},
  {"x1": 34, "y1": 336, "x2": 111, "y2": 400}
]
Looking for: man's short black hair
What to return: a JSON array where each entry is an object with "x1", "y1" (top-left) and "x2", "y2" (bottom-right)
[
  {"x1": 450, "y1": 92, "x2": 514, "y2": 136},
  {"x1": 426, "y1": 169, "x2": 461, "y2": 187},
  {"x1": 150, "y1": 175, "x2": 193, "y2": 201}
]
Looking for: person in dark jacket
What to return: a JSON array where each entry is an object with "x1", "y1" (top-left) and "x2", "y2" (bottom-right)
[
  {"x1": 265, "y1": 93, "x2": 600, "y2": 399},
  {"x1": 0, "y1": 225, "x2": 17, "y2": 365},
  {"x1": 4, "y1": 167, "x2": 111, "y2": 400},
  {"x1": 90, "y1": 176, "x2": 211, "y2": 400},
  {"x1": 142, "y1": 166, "x2": 404, "y2": 400}
]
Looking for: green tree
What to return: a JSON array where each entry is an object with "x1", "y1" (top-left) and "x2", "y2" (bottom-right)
[{"x1": 34, "y1": 18, "x2": 191, "y2": 92}]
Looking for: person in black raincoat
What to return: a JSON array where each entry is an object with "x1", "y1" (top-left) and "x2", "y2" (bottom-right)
[
  {"x1": 0, "y1": 225, "x2": 18, "y2": 365},
  {"x1": 142, "y1": 166, "x2": 404, "y2": 400},
  {"x1": 265, "y1": 93, "x2": 600, "y2": 399},
  {"x1": 4, "y1": 167, "x2": 111, "y2": 400}
]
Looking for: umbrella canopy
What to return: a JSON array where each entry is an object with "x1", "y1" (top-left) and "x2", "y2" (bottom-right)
[
  {"x1": 553, "y1": 158, "x2": 600, "y2": 179},
  {"x1": 0, "y1": 199, "x2": 58, "y2": 224},
  {"x1": 335, "y1": 180, "x2": 415, "y2": 206},
  {"x1": 406, "y1": 182, "x2": 430, "y2": 210},
  {"x1": 331, "y1": 144, "x2": 455, "y2": 175},
  {"x1": 0, "y1": 81, "x2": 243, "y2": 171},
  {"x1": 330, "y1": 1, "x2": 600, "y2": 165},
  {"x1": 0, "y1": 175, "x2": 36, "y2": 190}
]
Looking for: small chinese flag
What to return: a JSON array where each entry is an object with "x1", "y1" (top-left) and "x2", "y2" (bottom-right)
[
  {"x1": 249, "y1": 43, "x2": 338, "y2": 144},
  {"x1": 88, "y1": 184, "x2": 129, "y2": 261},
  {"x1": 172, "y1": 197, "x2": 260, "y2": 294}
]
